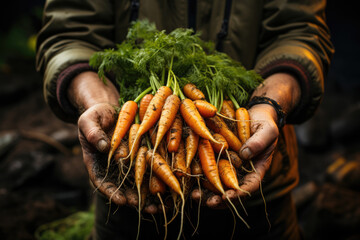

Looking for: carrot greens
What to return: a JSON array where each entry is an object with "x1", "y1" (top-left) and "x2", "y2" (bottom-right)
[{"x1": 89, "y1": 19, "x2": 262, "y2": 107}]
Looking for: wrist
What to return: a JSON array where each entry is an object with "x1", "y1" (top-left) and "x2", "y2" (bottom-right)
[
  {"x1": 67, "y1": 71, "x2": 120, "y2": 114},
  {"x1": 250, "y1": 72, "x2": 301, "y2": 125}
]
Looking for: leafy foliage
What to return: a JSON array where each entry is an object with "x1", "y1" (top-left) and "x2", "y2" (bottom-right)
[{"x1": 89, "y1": 20, "x2": 263, "y2": 107}]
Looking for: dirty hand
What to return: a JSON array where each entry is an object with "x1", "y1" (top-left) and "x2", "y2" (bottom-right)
[
  {"x1": 68, "y1": 71, "x2": 158, "y2": 212},
  {"x1": 190, "y1": 72, "x2": 301, "y2": 209},
  {"x1": 191, "y1": 103, "x2": 279, "y2": 208}
]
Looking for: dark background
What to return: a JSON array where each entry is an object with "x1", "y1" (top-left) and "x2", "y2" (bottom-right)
[{"x1": 1, "y1": 1, "x2": 360, "y2": 239}]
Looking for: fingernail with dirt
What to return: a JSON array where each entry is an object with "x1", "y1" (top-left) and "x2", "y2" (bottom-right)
[
  {"x1": 241, "y1": 148, "x2": 252, "y2": 159},
  {"x1": 97, "y1": 139, "x2": 108, "y2": 152}
]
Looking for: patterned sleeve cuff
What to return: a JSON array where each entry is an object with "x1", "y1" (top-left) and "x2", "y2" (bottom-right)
[{"x1": 56, "y1": 62, "x2": 96, "y2": 120}]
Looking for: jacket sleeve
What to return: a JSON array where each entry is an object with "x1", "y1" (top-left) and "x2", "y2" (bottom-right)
[
  {"x1": 255, "y1": 0, "x2": 334, "y2": 124},
  {"x1": 36, "y1": 0, "x2": 116, "y2": 123}
]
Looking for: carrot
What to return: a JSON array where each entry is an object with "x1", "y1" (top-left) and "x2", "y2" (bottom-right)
[
  {"x1": 166, "y1": 113, "x2": 183, "y2": 153},
  {"x1": 193, "y1": 100, "x2": 217, "y2": 118},
  {"x1": 235, "y1": 107, "x2": 270, "y2": 227},
  {"x1": 185, "y1": 128, "x2": 199, "y2": 168},
  {"x1": 113, "y1": 140, "x2": 129, "y2": 164},
  {"x1": 134, "y1": 146, "x2": 148, "y2": 240},
  {"x1": 149, "y1": 174, "x2": 168, "y2": 240},
  {"x1": 146, "y1": 150, "x2": 182, "y2": 196},
  {"x1": 198, "y1": 138, "x2": 248, "y2": 226},
  {"x1": 218, "y1": 159, "x2": 249, "y2": 195},
  {"x1": 210, "y1": 133, "x2": 229, "y2": 154},
  {"x1": 135, "y1": 146, "x2": 148, "y2": 194},
  {"x1": 227, "y1": 150, "x2": 243, "y2": 169},
  {"x1": 180, "y1": 98, "x2": 219, "y2": 144},
  {"x1": 129, "y1": 123, "x2": 141, "y2": 164},
  {"x1": 197, "y1": 138, "x2": 225, "y2": 195},
  {"x1": 149, "y1": 127, "x2": 167, "y2": 160},
  {"x1": 236, "y1": 107, "x2": 251, "y2": 144},
  {"x1": 218, "y1": 158, "x2": 250, "y2": 218},
  {"x1": 149, "y1": 173, "x2": 167, "y2": 195},
  {"x1": 205, "y1": 115, "x2": 242, "y2": 152},
  {"x1": 154, "y1": 94, "x2": 181, "y2": 154},
  {"x1": 201, "y1": 178, "x2": 222, "y2": 194},
  {"x1": 146, "y1": 150, "x2": 185, "y2": 240},
  {"x1": 183, "y1": 83, "x2": 205, "y2": 100},
  {"x1": 173, "y1": 141, "x2": 189, "y2": 178},
  {"x1": 190, "y1": 159, "x2": 203, "y2": 236},
  {"x1": 107, "y1": 100, "x2": 138, "y2": 169},
  {"x1": 139, "y1": 93, "x2": 153, "y2": 122},
  {"x1": 220, "y1": 100, "x2": 237, "y2": 132},
  {"x1": 129, "y1": 86, "x2": 172, "y2": 157},
  {"x1": 139, "y1": 86, "x2": 172, "y2": 135},
  {"x1": 220, "y1": 100, "x2": 236, "y2": 119}
]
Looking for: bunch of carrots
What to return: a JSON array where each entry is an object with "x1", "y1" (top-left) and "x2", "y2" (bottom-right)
[
  {"x1": 105, "y1": 82, "x2": 255, "y2": 239},
  {"x1": 89, "y1": 20, "x2": 263, "y2": 240}
]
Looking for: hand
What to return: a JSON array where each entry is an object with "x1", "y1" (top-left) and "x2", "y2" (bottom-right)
[
  {"x1": 191, "y1": 104, "x2": 279, "y2": 208},
  {"x1": 191, "y1": 72, "x2": 300, "y2": 209},
  {"x1": 77, "y1": 102, "x2": 129, "y2": 205},
  {"x1": 69, "y1": 72, "x2": 164, "y2": 213}
]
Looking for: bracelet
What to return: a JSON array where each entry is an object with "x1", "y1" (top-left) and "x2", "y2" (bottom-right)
[{"x1": 247, "y1": 96, "x2": 287, "y2": 128}]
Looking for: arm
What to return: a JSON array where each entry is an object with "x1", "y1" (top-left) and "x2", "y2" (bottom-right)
[
  {"x1": 36, "y1": 1, "x2": 145, "y2": 209},
  {"x1": 193, "y1": 0, "x2": 333, "y2": 207},
  {"x1": 36, "y1": 0, "x2": 116, "y2": 123}
]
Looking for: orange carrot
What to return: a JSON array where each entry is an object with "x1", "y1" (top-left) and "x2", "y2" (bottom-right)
[
  {"x1": 235, "y1": 107, "x2": 269, "y2": 228},
  {"x1": 218, "y1": 158, "x2": 250, "y2": 217},
  {"x1": 146, "y1": 150, "x2": 183, "y2": 197},
  {"x1": 185, "y1": 128, "x2": 199, "y2": 168},
  {"x1": 190, "y1": 159, "x2": 203, "y2": 236},
  {"x1": 197, "y1": 138, "x2": 225, "y2": 195},
  {"x1": 146, "y1": 150, "x2": 185, "y2": 240},
  {"x1": 220, "y1": 100, "x2": 237, "y2": 132},
  {"x1": 128, "y1": 123, "x2": 141, "y2": 164},
  {"x1": 166, "y1": 113, "x2": 183, "y2": 153},
  {"x1": 220, "y1": 100, "x2": 236, "y2": 119},
  {"x1": 225, "y1": 99, "x2": 235, "y2": 110},
  {"x1": 134, "y1": 146, "x2": 148, "y2": 240},
  {"x1": 173, "y1": 141, "x2": 189, "y2": 178},
  {"x1": 139, "y1": 94, "x2": 153, "y2": 122},
  {"x1": 218, "y1": 159, "x2": 241, "y2": 191},
  {"x1": 180, "y1": 98, "x2": 219, "y2": 144},
  {"x1": 183, "y1": 83, "x2": 205, "y2": 100},
  {"x1": 227, "y1": 150, "x2": 243, "y2": 169},
  {"x1": 149, "y1": 174, "x2": 167, "y2": 195},
  {"x1": 149, "y1": 174, "x2": 168, "y2": 240},
  {"x1": 128, "y1": 86, "x2": 172, "y2": 159},
  {"x1": 154, "y1": 94, "x2": 181, "y2": 154},
  {"x1": 138, "y1": 86, "x2": 172, "y2": 136},
  {"x1": 193, "y1": 100, "x2": 217, "y2": 118},
  {"x1": 205, "y1": 115, "x2": 242, "y2": 152},
  {"x1": 236, "y1": 107, "x2": 251, "y2": 144},
  {"x1": 149, "y1": 127, "x2": 167, "y2": 160},
  {"x1": 113, "y1": 140, "x2": 129, "y2": 164},
  {"x1": 191, "y1": 159, "x2": 203, "y2": 176},
  {"x1": 135, "y1": 146, "x2": 148, "y2": 193},
  {"x1": 107, "y1": 100, "x2": 138, "y2": 172},
  {"x1": 210, "y1": 133, "x2": 229, "y2": 154}
]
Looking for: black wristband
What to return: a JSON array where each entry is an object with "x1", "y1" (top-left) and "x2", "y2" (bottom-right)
[{"x1": 247, "y1": 96, "x2": 287, "y2": 128}]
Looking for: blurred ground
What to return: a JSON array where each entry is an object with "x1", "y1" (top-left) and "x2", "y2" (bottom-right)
[{"x1": 1, "y1": 1, "x2": 360, "y2": 240}]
